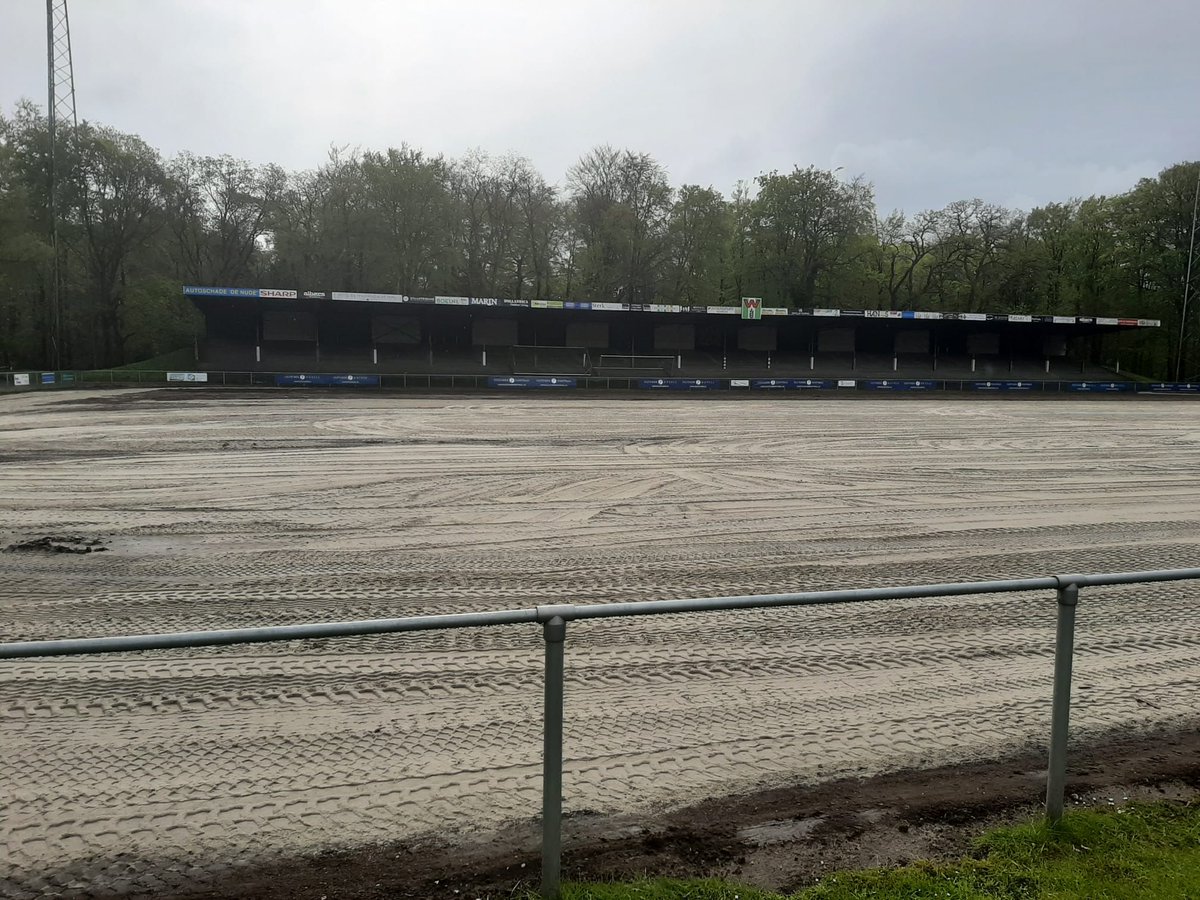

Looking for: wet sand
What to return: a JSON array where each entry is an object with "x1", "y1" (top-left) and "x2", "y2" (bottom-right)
[{"x1": 2, "y1": 389, "x2": 1199, "y2": 896}]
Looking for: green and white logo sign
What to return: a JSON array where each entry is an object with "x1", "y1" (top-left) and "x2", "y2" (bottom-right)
[{"x1": 741, "y1": 297, "x2": 762, "y2": 320}]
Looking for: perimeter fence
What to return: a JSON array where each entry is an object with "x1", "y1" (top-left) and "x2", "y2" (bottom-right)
[
  {"x1": 3, "y1": 568, "x2": 1199, "y2": 898},
  {"x1": 3, "y1": 368, "x2": 1200, "y2": 395}
]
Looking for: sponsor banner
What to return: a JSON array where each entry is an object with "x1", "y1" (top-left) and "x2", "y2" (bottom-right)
[
  {"x1": 41, "y1": 372, "x2": 56, "y2": 384},
  {"x1": 837, "y1": 379, "x2": 857, "y2": 388},
  {"x1": 61, "y1": 372, "x2": 75, "y2": 383},
  {"x1": 1143, "y1": 382, "x2": 1200, "y2": 393},
  {"x1": 729, "y1": 379, "x2": 750, "y2": 387},
  {"x1": 488, "y1": 376, "x2": 576, "y2": 389},
  {"x1": 865, "y1": 379, "x2": 938, "y2": 391},
  {"x1": 182, "y1": 286, "x2": 1161, "y2": 331},
  {"x1": 13, "y1": 373, "x2": 30, "y2": 386},
  {"x1": 183, "y1": 285, "x2": 259, "y2": 297},
  {"x1": 166, "y1": 372, "x2": 209, "y2": 383},
  {"x1": 751, "y1": 378, "x2": 834, "y2": 390},
  {"x1": 1067, "y1": 381, "x2": 1136, "y2": 393},
  {"x1": 333, "y1": 291, "x2": 409, "y2": 303},
  {"x1": 275, "y1": 374, "x2": 380, "y2": 387},
  {"x1": 640, "y1": 378, "x2": 722, "y2": 391},
  {"x1": 971, "y1": 380, "x2": 1036, "y2": 391}
]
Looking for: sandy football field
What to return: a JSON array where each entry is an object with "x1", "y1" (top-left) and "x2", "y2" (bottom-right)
[{"x1": 2, "y1": 389, "x2": 1199, "y2": 895}]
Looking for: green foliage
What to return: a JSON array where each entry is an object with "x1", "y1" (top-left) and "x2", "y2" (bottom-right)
[
  {"x1": 548, "y1": 803, "x2": 1200, "y2": 900},
  {"x1": 118, "y1": 276, "x2": 200, "y2": 363},
  {"x1": 567, "y1": 145, "x2": 673, "y2": 303},
  {"x1": 108, "y1": 347, "x2": 198, "y2": 371},
  {"x1": 800, "y1": 803, "x2": 1200, "y2": 898},
  {"x1": 743, "y1": 166, "x2": 875, "y2": 307},
  {"x1": 2, "y1": 101, "x2": 1197, "y2": 376}
]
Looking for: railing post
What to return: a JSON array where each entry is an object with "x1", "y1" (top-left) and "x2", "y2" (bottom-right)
[
  {"x1": 1045, "y1": 581, "x2": 1079, "y2": 823},
  {"x1": 541, "y1": 615, "x2": 567, "y2": 900}
]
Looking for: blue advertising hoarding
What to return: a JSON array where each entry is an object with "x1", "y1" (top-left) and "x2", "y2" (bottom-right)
[
  {"x1": 1142, "y1": 382, "x2": 1200, "y2": 393},
  {"x1": 971, "y1": 381, "x2": 1037, "y2": 391},
  {"x1": 1067, "y1": 382, "x2": 1135, "y2": 393},
  {"x1": 864, "y1": 379, "x2": 938, "y2": 390},
  {"x1": 275, "y1": 374, "x2": 380, "y2": 386},
  {"x1": 184, "y1": 285, "x2": 261, "y2": 298},
  {"x1": 750, "y1": 378, "x2": 834, "y2": 389},
  {"x1": 639, "y1": 378, "x2": 722, "y2": 390},
  {"x1": 487, "y1": 376, "x2": 576, "y2": 388}
]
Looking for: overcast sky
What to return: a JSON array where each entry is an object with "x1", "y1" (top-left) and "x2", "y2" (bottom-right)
[{"x1": 3, "y1": 0, "x2": 1197, "y2": 213}]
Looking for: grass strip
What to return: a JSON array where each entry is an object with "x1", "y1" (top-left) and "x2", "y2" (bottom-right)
[{"x1": 551, "y1": 801, "x2": 1200, "y2": 899}]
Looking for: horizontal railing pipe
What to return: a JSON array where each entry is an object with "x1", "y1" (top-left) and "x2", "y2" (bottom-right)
[
  {"x1": 1071, "y1": 568, "x2": 1200, "y2": 588},
  {"x1": 4, "y1": 569, "x2": 1200, "y2": 660},
  {"x1": 542, "y1": 576, "x2": 1062, "y2": 622},
  {"x1": 0, "y1": 608, "x2": 539, "y2": 659},
  {"x1": 2, "y1": 565, "x2": 1199, "y2": 900}
]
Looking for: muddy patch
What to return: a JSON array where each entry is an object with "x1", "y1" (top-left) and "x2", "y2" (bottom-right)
[{"x1": 3, "y1": 534, "x2": 109, "y2": 554}]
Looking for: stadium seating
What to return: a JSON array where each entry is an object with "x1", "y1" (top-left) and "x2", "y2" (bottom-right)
[{"x1": 199, "y1": 338, "x2": 1123, "y2": 383}]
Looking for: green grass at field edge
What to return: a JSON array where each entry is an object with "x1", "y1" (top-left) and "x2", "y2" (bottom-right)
[{"x1": 543, "y1": 801, "x2": 1200, "y2": 899}]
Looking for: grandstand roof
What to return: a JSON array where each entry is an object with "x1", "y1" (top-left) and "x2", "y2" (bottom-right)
[{"x1": 183, "y1": 286, "x2": 1161, "y2": 329}]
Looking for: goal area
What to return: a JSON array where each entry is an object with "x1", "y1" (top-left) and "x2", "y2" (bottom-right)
[{"x1": 510, "y1": 345, "x2": 592, "y2": 375}]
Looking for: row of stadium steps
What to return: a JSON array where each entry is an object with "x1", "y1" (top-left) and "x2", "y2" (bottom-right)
[
  {"x1": 200, "y1": 343, "x2": 494, "y2": 375},
  {"x1": 197, "y1": 340, "x2": 1123, "y2": 383},
  {"x1": 675, "y1": 350, "x2": 1122, "y2": 381}
]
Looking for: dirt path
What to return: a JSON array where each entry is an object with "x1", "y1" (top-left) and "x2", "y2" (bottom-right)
[
  {"x1": 182, "y1": 725, "x2": 1200, "y2": 899},
  {"x1": 2, "y1": 390, "x2": 1199, "y2": 897}
]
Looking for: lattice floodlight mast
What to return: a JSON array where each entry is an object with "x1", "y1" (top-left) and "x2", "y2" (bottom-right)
[{"x1": 46, "y1": 0, "x2": 78, "y2": 369}]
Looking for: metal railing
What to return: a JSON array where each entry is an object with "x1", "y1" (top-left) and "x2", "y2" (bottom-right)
[
  {"x1": 6, "y1": 369, "x2": 1200, "y2": 395},
  {"x1": 3, "y1": 567, "x2": 1199, "y2": 898}
]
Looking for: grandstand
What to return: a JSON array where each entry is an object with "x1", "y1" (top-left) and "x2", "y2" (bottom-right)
[{"x1": 186, "y1": 287, "x2": 1161, "y2": 384}]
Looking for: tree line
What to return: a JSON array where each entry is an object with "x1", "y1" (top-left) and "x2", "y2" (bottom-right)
[{"x1": 1, "y1": 100, "x2": 1197, "y2": 377}]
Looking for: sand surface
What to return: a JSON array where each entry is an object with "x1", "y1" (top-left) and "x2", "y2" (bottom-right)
[{"x1": 2, "y1": 390, "x2": 1199, "y2": 895}]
